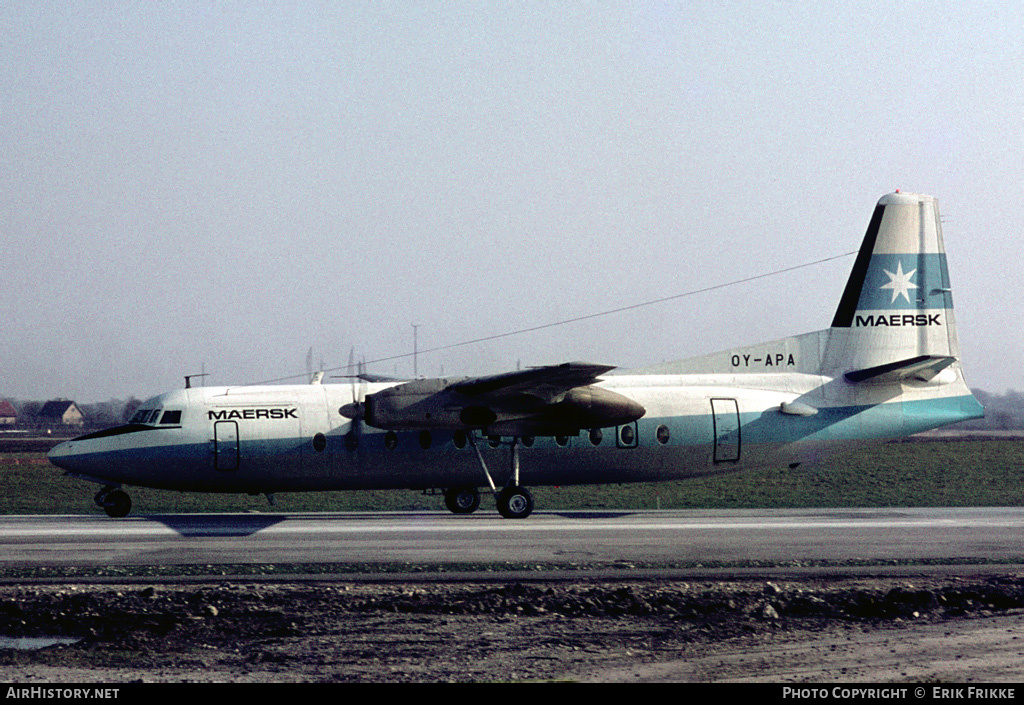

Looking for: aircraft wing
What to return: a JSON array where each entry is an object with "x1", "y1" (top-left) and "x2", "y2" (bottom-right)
[
  {"x1": 363, "y1": 361, "x2": 643, "y2": 434},
  {"x1": 449, "y1": 362, "x2": 615, "y2": 402}
]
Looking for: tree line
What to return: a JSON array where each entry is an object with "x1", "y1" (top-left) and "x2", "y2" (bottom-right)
[
  {"x1": 957, "y1": 389, "x2": 1024, "y2": 430},
  {"x1": 2, "y1": 398, "x2": 144, "y2": 429}
]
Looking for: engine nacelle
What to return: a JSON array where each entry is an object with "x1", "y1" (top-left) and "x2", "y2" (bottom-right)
[
  {"x1": 553, "y1": 386, "x2": 647, "y2": 428},
  {"x1": 364, "y1": 378, "x2": 467, "y2": 430}
]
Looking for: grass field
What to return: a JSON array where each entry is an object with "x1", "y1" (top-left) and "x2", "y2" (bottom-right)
[{"x1": 1, "y1": 439, "x2": 1022, "y2": 515}]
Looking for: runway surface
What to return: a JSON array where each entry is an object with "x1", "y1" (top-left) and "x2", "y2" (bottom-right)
[{"x1": 2, "y1": 507, "x2": 1023, "y2": 572}]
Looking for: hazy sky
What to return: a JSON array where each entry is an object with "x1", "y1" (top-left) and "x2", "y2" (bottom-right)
[{"x1": 3, "y1": 1, "x2": 1022, "y2": 403}]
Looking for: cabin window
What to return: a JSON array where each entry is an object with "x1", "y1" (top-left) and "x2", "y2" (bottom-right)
[
  {"x1": 487, "y1": 435, "x2": 501, "y2": 448},
  {"x1": 453, "y1": 430, "x2": 468, "y2": 449},
  {"x1": 656, "y1": 425, "x2": 670, "y2": 444},
  {"x1": 313, "y1": 433, "x2": 327, "y2": 452},
  {"x1": 520, "y1": 436, "x2": 534, "y2": 447},
  {"x1": 384, "y1": 431, "x2": 398, "y2": 450},
  {"x1": 555, "y1": 435, "x2": 570, "y2": 447},
  {"x1": 344, "y1": 432, "x2": 358, "y2": 452},
  {"x1": 160, "y1": 410, "x2": 182, "y2": 425},
  {"x1": 619, "y1": 425, "x2": 635, "y2": 445},
  {"x1": 418, "y1": 431, "x2": 432, "y2": 450},
  {"x1": 588, "y1": 428, "x2": 602, "y2": 445}
]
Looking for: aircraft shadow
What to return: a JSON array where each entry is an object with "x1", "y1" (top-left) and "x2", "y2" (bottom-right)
[
  {"x1": 551, "y1": 511, "x2": 637, "y2": 519},
  {"x1": 147, "y1": 514, "x2": 288, "y2": 537}
]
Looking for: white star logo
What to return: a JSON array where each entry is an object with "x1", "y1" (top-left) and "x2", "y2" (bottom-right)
[{"x1": 880, "y1": 261, "x2": 918, "y2": 304}]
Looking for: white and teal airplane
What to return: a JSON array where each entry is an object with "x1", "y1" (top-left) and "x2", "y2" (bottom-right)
[{"x1": 49, "y1": 191, "x2": 983, "y2": 518}]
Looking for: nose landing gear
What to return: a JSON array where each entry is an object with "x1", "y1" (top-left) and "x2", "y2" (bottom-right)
[{"x1": 94, "y1": 487, "x2": 132, "y2": 518}]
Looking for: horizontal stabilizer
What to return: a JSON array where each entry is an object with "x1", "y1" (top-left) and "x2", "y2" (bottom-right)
[{"x1": 844, "y1": 355, "x2": 956, "y2": 384}]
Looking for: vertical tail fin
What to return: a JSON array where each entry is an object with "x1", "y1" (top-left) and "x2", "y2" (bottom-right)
[
  {"x1": 823, "y1": 192, "x2": 962, "y2": 382},
  {"x1": 631, "y1": 189, "x2": 978, "y2": 415}
]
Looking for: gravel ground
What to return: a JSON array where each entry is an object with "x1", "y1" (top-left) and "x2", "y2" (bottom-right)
[{"x1": 2, "y1": 574, "x2": 1024, "y2": 683}]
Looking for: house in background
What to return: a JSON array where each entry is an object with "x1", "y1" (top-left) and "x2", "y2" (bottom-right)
[
  {"x1": 0, "y1": 401, "x2": 16, "y2": 426},
  {"x1": 38, "y1": 400, "x2": 85, "y2": 427}
]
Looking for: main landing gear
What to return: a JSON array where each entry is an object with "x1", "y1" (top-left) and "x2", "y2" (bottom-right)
[
  {"x1": 442, "y1": 435, "x2": 535, "y2": 519},
  {"x1": 495, "y1": 484, "x2": 534, "y2": 520},
  {"x1": 444, "y1": 484, "x2": 534, "y2": 519},
  {"x1": 94, "y1": 487, "x2": 132, "y2": 518},
  {"x1": 444, "y1": 486, "x2": 482, "y2": 514}
]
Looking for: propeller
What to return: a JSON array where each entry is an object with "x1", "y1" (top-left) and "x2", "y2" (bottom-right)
[
  {"x1": 338, "y1": 347, "x2": 366, "y2": 420},
  {"x1": 339, "y1": 349, "x2": 367, "y2": 451}
]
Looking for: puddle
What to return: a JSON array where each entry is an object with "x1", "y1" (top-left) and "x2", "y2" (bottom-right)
[{"x1": 0, "y1": 636, "x2": 82, "y2": 650}]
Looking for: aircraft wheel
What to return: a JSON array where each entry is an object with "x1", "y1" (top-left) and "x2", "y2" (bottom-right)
[
  {"x1": 444, "y1": 486, "x2": 481, "y2": 514},
  {"x1": 102, "y1": 490, "x2": 132, "y2": 518},
  {"x1": 496, "y1": 485, "x2": 534, "y2": 519}
]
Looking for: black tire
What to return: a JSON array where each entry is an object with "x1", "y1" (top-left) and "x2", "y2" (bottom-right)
[
  {"x1": 496, "y1": 485, "x2": 534, "y2": 519},
  {"x1": 444, "y1": 486, "x2": 481, "y2": 515},
  {"x1": 102, "y1": 490, "x2": 131, "y2": 518}
]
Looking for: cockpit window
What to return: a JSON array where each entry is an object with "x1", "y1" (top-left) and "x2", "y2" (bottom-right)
[
  {"x1": 129, "y1": 409, "x2": 173, "y2": 425},
  {"x1": 160, "y1": 410, "x2": 182, "y2": 425}
]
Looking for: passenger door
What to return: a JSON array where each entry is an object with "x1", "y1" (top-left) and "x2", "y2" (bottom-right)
[
  {"x1": 710, "y1": 398, "x2": 741, "y2": 463},
  {"x1": 213, "y1": 420, "x2": 239, "y2": 471}
]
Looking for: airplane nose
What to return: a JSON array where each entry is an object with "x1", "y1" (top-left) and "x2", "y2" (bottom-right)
[
  {"x1": 47, "y1": 435, "x2": 129, "y2": 485},
  {"x1": 47, "y1": 440, "x2": 98, "y2": 474},
  {"x1": 47, "y1": 441, "x2": 75, "y2": 470}
]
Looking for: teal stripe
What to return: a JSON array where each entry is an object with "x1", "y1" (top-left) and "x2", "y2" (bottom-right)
[{"x1": 642, "y1": 394, "x2": 983, "y2": 447}]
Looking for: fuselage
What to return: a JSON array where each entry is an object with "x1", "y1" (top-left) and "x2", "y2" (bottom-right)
[{"x1": 47, "y1": 371, "x2": 983, "y2": 495}]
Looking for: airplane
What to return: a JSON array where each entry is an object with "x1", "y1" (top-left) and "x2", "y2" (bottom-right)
[{"x1": 48, "y1": 191, "x2": 984, "y2": 518}]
